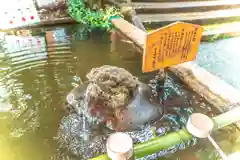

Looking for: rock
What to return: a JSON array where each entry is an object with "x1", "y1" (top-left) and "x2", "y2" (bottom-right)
[
  {"x1": 111, "y1": 82, "x2": 163, "y2": 131},
  {"x1": 37, "y1": 0, "x2": 67, "y2": 10},
  {"x1": 65, "y1": 82, "x2": 163, "y2": 131},
  {"x1": 64, "y1": 65, "x2": 164, "y2": 131}
]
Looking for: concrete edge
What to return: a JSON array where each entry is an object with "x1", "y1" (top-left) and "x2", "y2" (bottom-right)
[
  {"x1": 169, "y1": 62, "x2": 240, "y2": 112},
  {"x1": 132, "y1": 0, "x2": 215, "y2": 2},
  {"x1": 133, "y1": 2, "x2": 240, "y2": 14},
  {"x1": 0, "y1": 17, "x2": 76, "y2": 31},
  {"x1": 202, "y1": 28, "x2": 240, "y2": 41}
]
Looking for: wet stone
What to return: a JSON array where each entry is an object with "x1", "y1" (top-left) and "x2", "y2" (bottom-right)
[
  {"x1": 36, "y1": 0, "x2": 69, "y2": 21},
  {"x1": 39, "y1": 9, "x2": 69, "y2": 21}
]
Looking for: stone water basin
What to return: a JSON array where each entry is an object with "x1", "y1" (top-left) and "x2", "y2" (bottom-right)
[
  {"x1": 0, "y1": 24, "x2": 237, "y2": 160},
  {"x1": 57, "y1": 69, "x2": 225, "y2": 160}
]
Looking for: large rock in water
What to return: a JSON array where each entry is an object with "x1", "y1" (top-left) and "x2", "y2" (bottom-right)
[
  {"x1": 66, "y1": 82, "x2": 163, "y2": 131},
  {"x1": 106, "y1": 82, "x2": 163, "y2": 131},
  {"x1": 65, "y1": 65, "x2": 164, "y2": 131},
  {"x1": 58, "y1": 66, "x2": 164, "y2": 159}
]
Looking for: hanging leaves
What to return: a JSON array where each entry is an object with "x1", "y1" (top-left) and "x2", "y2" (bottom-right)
[{"x1": 68, "y1": 0, "x2": 122, "y2": 30}]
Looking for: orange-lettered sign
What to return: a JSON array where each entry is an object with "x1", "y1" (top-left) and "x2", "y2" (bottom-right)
[{"x1": 142, "y1": 21, "x2": 204, "y2": 73}]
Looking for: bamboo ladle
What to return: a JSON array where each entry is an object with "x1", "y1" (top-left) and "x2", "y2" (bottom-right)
[{"x1": 186, "y1": 113, "x2": 229, "y2": 160}]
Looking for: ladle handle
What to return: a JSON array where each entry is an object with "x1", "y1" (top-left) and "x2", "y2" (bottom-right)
[{"x1": 207, "y1": 135, "x2": 229, "y2": 160}]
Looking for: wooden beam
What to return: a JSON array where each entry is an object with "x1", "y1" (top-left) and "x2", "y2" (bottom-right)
[{"x1": 111, "y1": 18, "x2": 146, "y2": 49}]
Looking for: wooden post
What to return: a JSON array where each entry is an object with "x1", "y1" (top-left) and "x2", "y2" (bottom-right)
[
  {"x1": 110, "y1": 30, "x2": 120, "y2": 53},
  {"x1": 100, "y1": 0, "x2": 104, "y2": 8},
  {"x1": 110, "y1": 17, "x2": 166, "y2": 92},
  {"x1": 33, "y1": 0, "x2": 40, "y2": 10},
  {"x1": 130, "y1": 9, "x2": 146, "y2": 32}
]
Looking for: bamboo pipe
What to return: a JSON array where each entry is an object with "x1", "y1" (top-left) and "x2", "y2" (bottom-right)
[{"x1": 90, "y1": 106, "x2": 240, "y2": 160}]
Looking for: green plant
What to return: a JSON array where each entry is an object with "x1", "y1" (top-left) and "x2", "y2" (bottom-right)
[{"x1": 68, "y1": 0, "x2": 122, "y2": 30}]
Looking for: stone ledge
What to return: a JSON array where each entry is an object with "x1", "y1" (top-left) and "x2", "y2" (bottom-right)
[
  {"x1": 140, "y1": 8, "x2": 240, "y2": 28},
  {"x1": 0, "y1": 17, "x2": 76, "y2": 31},
  {"x1": 169, "y1": 62, "x2": 240, "y2": 112},
  {"x1": 133, "y1": 1, "x2": 240, "y2": 14},
  {"x1": 202, "y1": 26, "x2": 240, "y2": 41},
  {"x1": 132, "y1": 0, "x2": 214, "y2": 2}
]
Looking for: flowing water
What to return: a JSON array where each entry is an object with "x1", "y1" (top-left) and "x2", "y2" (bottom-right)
[{"x1": 0, "y1": 25, "x2": 238, "y2": 160}]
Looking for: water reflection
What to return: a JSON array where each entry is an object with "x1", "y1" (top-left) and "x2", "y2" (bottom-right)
[
  {"x1": 0, "y1": 24, "x2": 151, "y2": 160},
  {"x1": 0, "y1": 25, "x2": 83, "y2": 160}
]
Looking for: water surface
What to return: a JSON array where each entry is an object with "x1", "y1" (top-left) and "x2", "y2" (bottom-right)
[
  {"x1": 0, "y1": 25, "x2": 143, "y2": 160},
  {"x1": 0, "y1": 25, "x2": 238, "y2": 160}
]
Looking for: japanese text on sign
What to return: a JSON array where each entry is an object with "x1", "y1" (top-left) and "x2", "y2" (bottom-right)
[{"x1": 142, "y1": 21, "x2": 203, "y2": 73}]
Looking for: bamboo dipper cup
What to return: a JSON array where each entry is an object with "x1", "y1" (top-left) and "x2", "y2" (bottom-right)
[
  {"x1": 186, "y1": 113, "x2": 229, "y2": 160},
  {"x1": 106, "y1": 132, "x2": 134, "y2": 160}
]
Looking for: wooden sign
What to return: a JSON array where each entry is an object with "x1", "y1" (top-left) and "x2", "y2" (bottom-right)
[{"x1": 142, "y1": 21, "x2": 204, "y2": 73}]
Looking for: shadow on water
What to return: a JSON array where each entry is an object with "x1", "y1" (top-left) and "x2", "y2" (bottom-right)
[{"x1": 0, "y1": 25, "x2": 238, "y2": 160}]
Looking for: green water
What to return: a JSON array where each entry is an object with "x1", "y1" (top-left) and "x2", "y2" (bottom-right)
[
  {"x1": 0, "y1": 24, "x2": 238, "y2": 160},
  {"x1": 0, "y1": 25, "x2": 153, "y2": 160}
]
